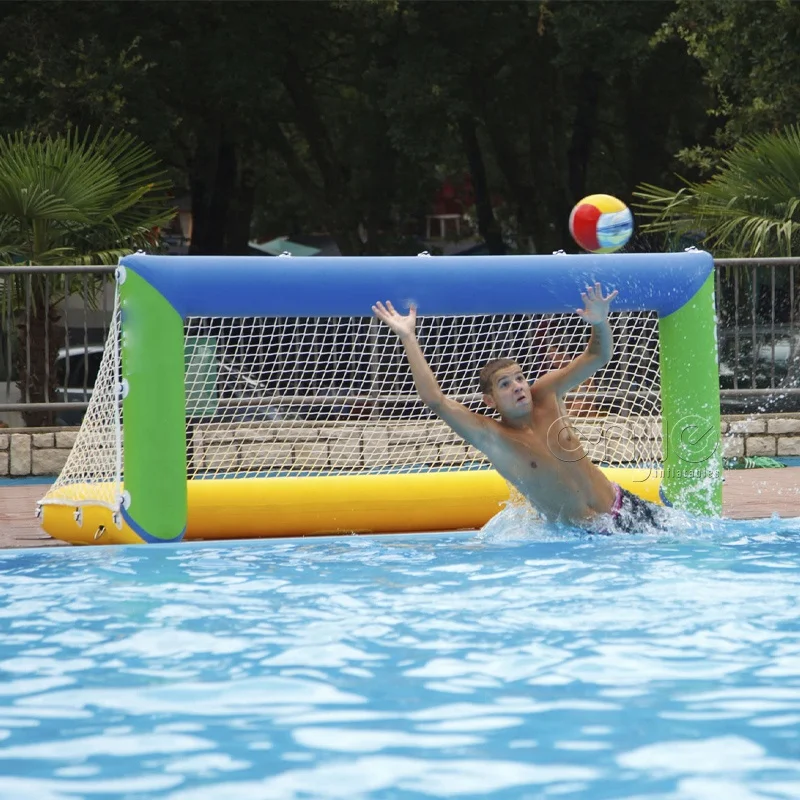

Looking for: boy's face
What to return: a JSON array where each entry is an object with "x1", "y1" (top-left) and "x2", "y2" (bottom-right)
[{"x1": 483, "y1": 363, "x2": 532, "y2": 418}]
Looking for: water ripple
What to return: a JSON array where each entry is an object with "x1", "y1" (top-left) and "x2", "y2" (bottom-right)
[{"x1": 0, "y1": 519, "x2": 799, "y2": 798}]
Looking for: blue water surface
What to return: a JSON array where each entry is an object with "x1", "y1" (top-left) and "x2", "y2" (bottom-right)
[{"x1": 1, "y1": 516, "x2": 800, "y2": 800}]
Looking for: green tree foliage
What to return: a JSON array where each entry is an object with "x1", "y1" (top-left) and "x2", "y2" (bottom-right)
[
  {"x1": 0, "y1": 1, "x2": 721, "y2": 256},
  {"x1": 656, "y1": 0, "x2": 800, "y2": 172},
  {"x1": 57, "y1": 0, "x2": 439, "y2": 256},
  {"x1": 385, "y1": 1, "x2": 711, "y2": 253},
  {"x1": 0, "y1": 1, "x2": 151, "y2": 137}
]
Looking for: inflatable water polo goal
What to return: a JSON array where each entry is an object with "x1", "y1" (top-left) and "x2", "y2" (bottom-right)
[{"x1": 39, "y1": 250, "x2": 722, "y2": 544}]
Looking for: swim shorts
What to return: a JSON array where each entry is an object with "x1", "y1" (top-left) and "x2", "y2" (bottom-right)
[{"x1": 593, "y1": 483, "x2": 668, "y2": 535}]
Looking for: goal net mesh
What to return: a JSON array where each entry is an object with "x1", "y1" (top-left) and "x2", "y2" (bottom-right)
[{"x1": 42, "y1": 296, "x2": 662, "y2": 510}]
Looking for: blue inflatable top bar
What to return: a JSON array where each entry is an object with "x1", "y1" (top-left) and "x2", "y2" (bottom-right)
[{"x1": 119, "y1": 251, "x2": 714, "y2": 319}]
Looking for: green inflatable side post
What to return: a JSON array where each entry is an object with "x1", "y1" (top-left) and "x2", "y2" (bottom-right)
[
  {"x1": 119, "y1": 266, "x2": 188, "y2": 541},
  {"x1": 658, "y1": 271, "x2": 722, "y2": 516}
]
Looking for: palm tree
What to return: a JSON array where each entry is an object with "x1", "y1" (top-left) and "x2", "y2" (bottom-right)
[
  {"x1": 634, "y1": 125, "x2": 800, "y2": 257},
  {"x1": 0, "y1": 129, "x2": 175, "y2": 426},
  {"x1": 633, "y1": 125, "x2": 800, "y2": 391}
]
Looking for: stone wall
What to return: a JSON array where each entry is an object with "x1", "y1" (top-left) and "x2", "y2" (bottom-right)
[
  {"x1": 721, "y1": 416, "x2": 800, "y2": 458},
  {"x1": 0, "y1": 430, "x2": 78, "y2": 477},
  {"x1": 1, "y1": 415, "x2": 800, "y2": 478}
]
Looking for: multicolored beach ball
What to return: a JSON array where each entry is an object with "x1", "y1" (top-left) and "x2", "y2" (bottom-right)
[{"x1": 569, "y1": 194, "x2": 634, "y2": 254}]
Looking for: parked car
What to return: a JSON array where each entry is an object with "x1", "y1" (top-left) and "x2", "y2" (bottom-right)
[{"x1": 54, "y1": 345, "x2": 104, "y2": 425}]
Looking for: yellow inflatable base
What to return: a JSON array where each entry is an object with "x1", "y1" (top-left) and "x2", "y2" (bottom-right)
[{"x1": 40, "y1": 468, "x2": 661, "y2": 545}]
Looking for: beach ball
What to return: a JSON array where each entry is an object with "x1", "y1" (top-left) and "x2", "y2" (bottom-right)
[{"x1": 569, "y1": 194, "x2": 633, "y2": 253}]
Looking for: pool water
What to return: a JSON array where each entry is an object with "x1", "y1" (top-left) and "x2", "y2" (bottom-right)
[{"x1": 1, "y1": 517, "x2": 799, "y2": 799}]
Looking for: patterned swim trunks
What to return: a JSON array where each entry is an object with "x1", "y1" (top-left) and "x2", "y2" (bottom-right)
[{"x1": 592, "y1": 483, "x2": 669, "y2": 535}]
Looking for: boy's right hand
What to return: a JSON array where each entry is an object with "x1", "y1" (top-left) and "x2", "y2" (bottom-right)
[{"x1": 372, "y1": 300, "x2": 417, "y2": 340}]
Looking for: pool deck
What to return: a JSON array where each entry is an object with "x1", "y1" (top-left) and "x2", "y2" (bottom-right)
[{"x1": 1, "y1": 469, "x2": 798, "y2": 549}]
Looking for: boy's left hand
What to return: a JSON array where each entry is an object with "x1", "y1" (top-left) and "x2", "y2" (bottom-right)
[{"x1": 576, "y1": 282, "x2": 618, "y2": 325}]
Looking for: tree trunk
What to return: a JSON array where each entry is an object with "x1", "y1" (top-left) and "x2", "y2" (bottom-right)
[
  {"x1": 15, "y1": 298, "x2": 64, "y2": 427},
  {"x1": 204, "y1": 134, "x2": 238, "y2": 255},
  {"x1": 527, "y1": 71, "x2": 573, "y2": 253},
  {"x1": 188, "y1": 145, "x2": 214, "y2": 257},
  {"x1": 188, "y1": 124, "x2": 239, "y2": 256},
  {"x1": 481, "y1": 114, "x2": 539, "y2": 253},
  {"x1": 364, "y1": 118, "x2": 396, "y2": 257},
  {"x1": 224, "y1": 161, "x2": 256, "y2": 256},
  {"x1": 567, "y1": 68, "x2": 601, "y2": 201},
  {"x1": 459, "y1": 116, "x2": 506, "y2": 255}
]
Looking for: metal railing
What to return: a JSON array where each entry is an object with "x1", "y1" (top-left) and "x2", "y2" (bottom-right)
[
  {"x1": 0, "y1": 265, "x2": 116, "y2": 426},
  {"x1": 2, "y1": 258, "x2": 800, "y2": 425},
  {"x1": 714, "y1": 258, "x2": 800, "y2": 413}
]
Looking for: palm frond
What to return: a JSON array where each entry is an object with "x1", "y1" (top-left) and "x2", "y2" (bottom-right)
[
  {"x1": 633, "y1": 125, "x2": 800, "y2": 257},
  {"x1": 0, "y1": 127, "x2": 175, "y2": 311},
  {"x1": 0, "y1": 129, "x2": 174, "y2": 255}
]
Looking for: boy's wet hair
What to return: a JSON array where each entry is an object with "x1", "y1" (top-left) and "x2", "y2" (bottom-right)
[{"x1": 479, "y1": 358, "x2": 519, "y2": 395}]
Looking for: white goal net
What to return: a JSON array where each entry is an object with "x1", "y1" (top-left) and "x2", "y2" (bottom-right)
[{"x1": 42, "y1": 292, "x2": 663, "y2": 511}]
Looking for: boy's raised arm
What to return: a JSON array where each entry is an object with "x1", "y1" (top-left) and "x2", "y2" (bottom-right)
[
  {"x1": 533, "y1": 283, "x2": 618, "y2": 398},
  {"x1": 372, "y1": 301, "x2": 445, "y2": 410},
  {"x1": 372, "y1": 300, "x2": 490, "y2": 443}
]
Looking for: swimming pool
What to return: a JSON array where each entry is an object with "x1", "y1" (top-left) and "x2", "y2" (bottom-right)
[{"x1": 1, "y1": 518, "x2": 799, "y2": 799}]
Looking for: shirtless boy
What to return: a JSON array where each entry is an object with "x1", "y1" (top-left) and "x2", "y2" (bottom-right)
[{"x1": 372, "y1": 283, "x2": 665, "y2": 534}]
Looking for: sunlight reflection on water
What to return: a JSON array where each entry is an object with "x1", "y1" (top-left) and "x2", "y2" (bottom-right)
[{"x1": 0, "y1": 516, "x2": 799, "y2": 799}]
